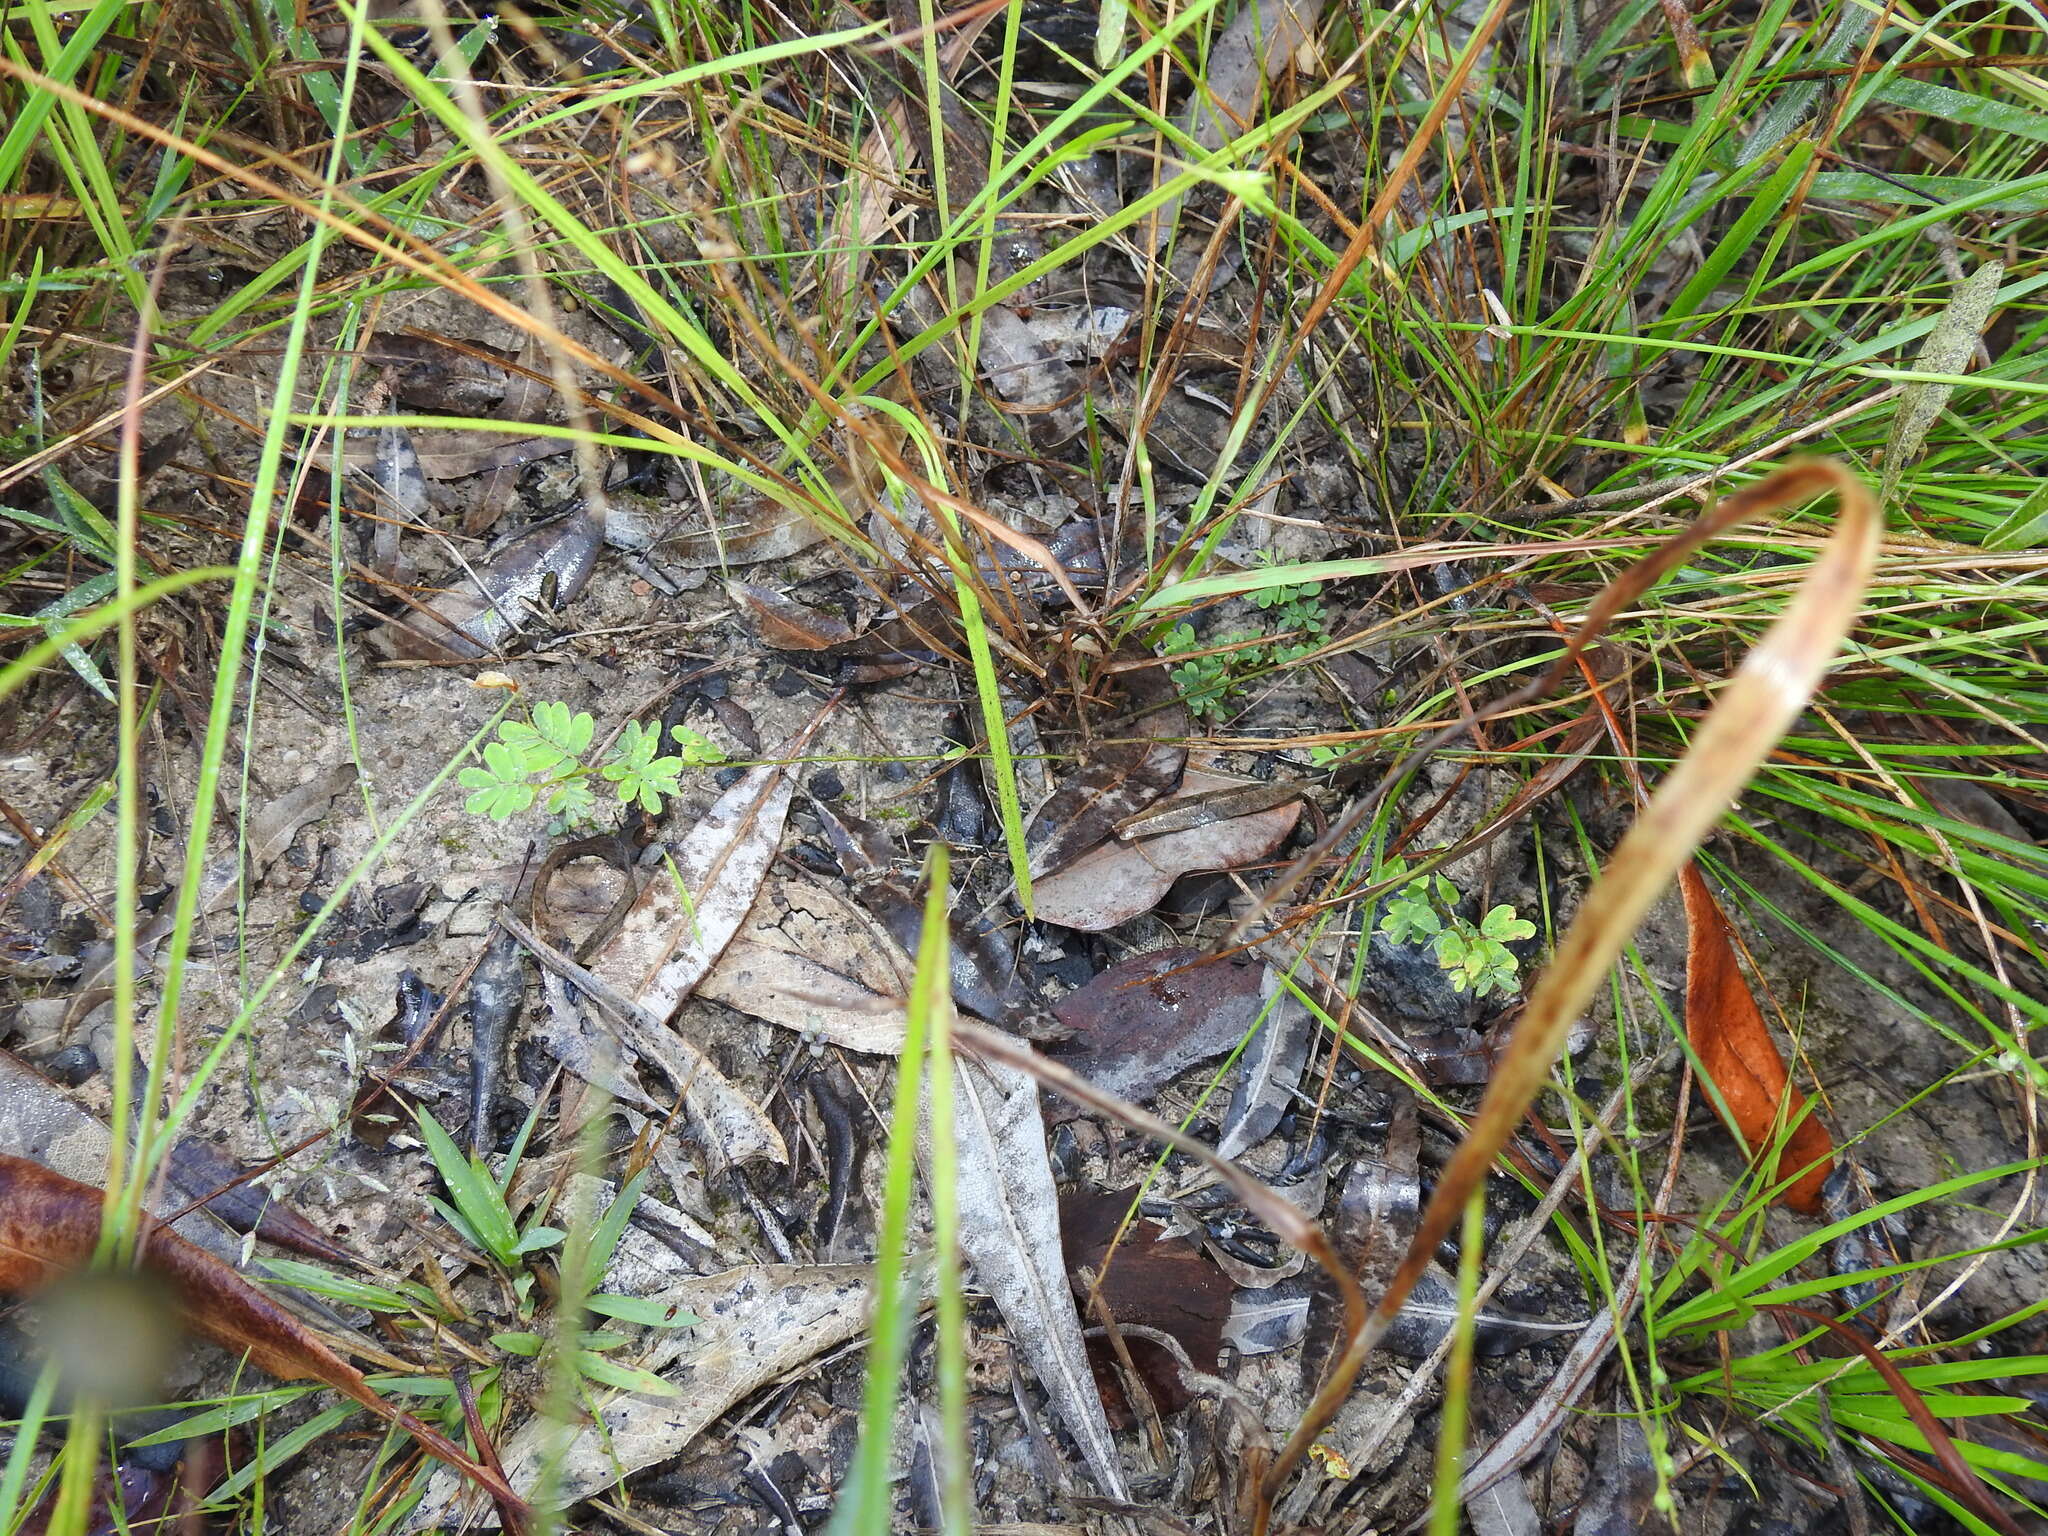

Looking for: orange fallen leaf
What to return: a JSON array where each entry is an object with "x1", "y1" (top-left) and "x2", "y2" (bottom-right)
[
  {"x1": 1680, "y1": 864, "x2": 1833, "y2": 1213},
  {"x1": 0, "y1": 1155, "x2": 528, "y2": 1525}
]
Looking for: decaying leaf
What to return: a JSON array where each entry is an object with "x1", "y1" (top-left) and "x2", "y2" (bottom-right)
[
  {"x1": 587, "y1": 760, "x2": 797, "y2": 1030},
  {"x1": 1680, "y1": 863, "x2": 1833, "y2": 1212},
  {"x1": 1572, "y1": 1397, "x2": 1658, "y2": 1536},
  {"x1": 1115, "y1": 781, "x2": 1304, "y2": 839},
  {"x1": 664, "y1": 414, "x2": 897, "y2": 569},
  {"x1": 1049, "y1": 947, "x2": 1264, "y2": 1103},
  {"x1": 467, "y1": 922, "x2": 526, "y2": 1155},
  {"x1": 500, "y1": 911, "x2": 787, "y2": 1167},
  {"x1": 1026, "y1": 657, "x2": 1189, "y2": 882},
  {"x1": 406, "y1": 1263, "x2": 876, "y2": 1529},
  {"x1": 1060, "y1": 1187, "x2": 1232, "y2": 1382},
  {"x1": 377, "y1": 508, "x2": 604, "y2": 662},
  {"x1": 0, "y1": 1049, "x2": 346, "y2": 1268},
  {"x1": 942, "y1": 1057, "x2": 1128, "y2": 1500},
  {"x1": 1216, "y1": 966, "x2": 1313, "y2": 1159},
  {"x1": 1879, "y1": 260, "x2": 2004, "y2": 509},
  {"x1": 970, "y1": 296, "x2": 1089, "y2": 447},
  {"x1": 1144, "y1": 0, "x2": 1320, "y2": 254},
  {"x1": 0, "y1": 1156, "x2": 523, "y2": 1517},
  {"x1": 812, "y1": 800, "x2": 1034, "y2": 1022},
  {"x1": 729, "y1": 581, "x2": 857, "y2": 650},
  {"x1": 1034, "y1": 769, "x2": 1301, "y2": 931},
  {"x1": 246, "y1": 764, "x2": 356, "y2": 879},
  {"x1": 697, "y1": 871, "x2": 913, "y2": 1054},
  {"x1": 364, "y1": 423, "x2": 426, "y2": 580}
]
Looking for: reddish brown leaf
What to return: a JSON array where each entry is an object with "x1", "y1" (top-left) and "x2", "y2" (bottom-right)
[
  {"x1": 1059, "y1": 1187, "x2": 1233, "y2": 1412},
  {"x1": 729, "y1": 582, "x2": 857, "y2": 650},
  {"x1": 0, "y1": 1155, "x2": 527, "y2": 1523},
  {"x1": 1048, "y1": 947, "x2": 1264, "y2": 1102},
  {"x1": 1680, "y1": 864, "x2": 1833, "y2": 1213}
]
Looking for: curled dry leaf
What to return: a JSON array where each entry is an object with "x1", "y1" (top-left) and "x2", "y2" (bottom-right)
[
  {"x1": 666, "y1": 411, "x2": 899, "y2": 569},
  {"x1": 378, "y1": 508, "x2": 604, "y2": 662},
  {"x1": 587, "y1": 760, "x2": 797, "y2": 1029},
  {"x1": 0, "y1": 1155, "x2": 524, "y2": 1519},
  {"x1": 697, "y1": 871, "x2": 914, "y2": 1054},
  {"x1": 1035, "y1": 770, "x2": 1302, "y2": 931},
  {"x1": 1143, "y1": 0, "x2": 1320, "y2": 255},
  {"x1": 246, "y1": 764, "x2": 357, "y2": 880},
  {"x1": 1026, "y1": 655, "x2": 1189, "y2": 882},
  {"x1": 1216, "y1": 965, "x2": 1314, "y2": 1159},
  {"x1": 1680, "y1": 863, "x2": 1832, "y2": 1212},
  {"x1": 500, "y1": 909, "x2": 788, "y2": 1168},
  {"x1": 1572, "y1": 1396, "x2": 1659, "y2": 1536},
  {"x1": 729, "y1": 581, "x2": 857, "y2": 650},
  {"x1": 1048, "y1": 947, "x2": 1264, "y2": 1103},
  {"x1": 406, "y1": 1263, "x2": 877, "y2": 1530},
  {"x1": 365, "y1": 423, "x2": 426, "y2": 580}
]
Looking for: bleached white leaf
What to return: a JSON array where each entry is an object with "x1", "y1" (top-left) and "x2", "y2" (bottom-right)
[{"x1": 940, "y1": 1057, "x2": 1128, "y2": 1500}]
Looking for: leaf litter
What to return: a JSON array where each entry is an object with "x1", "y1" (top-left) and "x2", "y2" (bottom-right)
[
  {"x1": 4, "y1": 0, "x2": 2006, "y2": 1519},
  {"x1": 0, "y1": 1155, "x2": 526, "y2": 1521},
  {"x1": 406, "y1": 1263, "x2": 879, "y2": 1529}
]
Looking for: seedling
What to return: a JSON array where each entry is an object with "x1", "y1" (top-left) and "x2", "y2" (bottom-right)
[
  {"x1": 413, "y1": 1113, "x2": 696, "y2": 1392},
  {"x1": 460, "y1": 699, "x2": 726, "y2": 829},
  {"x1": 1159, "y1": 560, "x2": 1333, "y2": 722},
  {"x1": 1378, "y1": 861, "x2": 1536, "y2": 999}
]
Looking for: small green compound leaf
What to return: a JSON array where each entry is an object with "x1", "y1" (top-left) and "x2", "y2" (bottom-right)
[
  {"x1": 1480, "y1": 904, "x2": 1536, "y2": 943},
  {"x1": 546, "y1": 779, "x2": 598, "y2": 826},
  {"x1": 669, "y1": 724, "x2": 726, "y2": 765},
  {"x1": 460, "y1": 738, "x2": 542, "y2": 820}
]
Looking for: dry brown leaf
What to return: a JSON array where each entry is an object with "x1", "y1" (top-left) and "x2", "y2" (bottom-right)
[
  {"x1": 0, "y1": 1155, "x2": 524, "y2": 1520},
  {"x1": 1048, "y1": 947, "x2": 1263, "y2": 1102},
  {"x1": 1034, "y1": 770, "x2": 1301, "y2": 930},
  {"x1": 586, "y1": 760, "x2": 797, "y2": 1027},
  {"x1": 1026, "y1": 656, "x2": 1189, "y2": 881},
  {"x1": 377, "y1": 510, "x2": 603, "y2": 662},
  {"x1": 697, "y1": 872, "x2": 913, "y2": 1054},
  {"x1": 1680, "y1": 864, "x2": 1833, "y2": 1212},
  {"x1": 941, "y1": 1056, "x2": 1129, "y2": 1500},
  {"x1": 729, "y1": 581, "x2": 857, "y2": 650}
]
